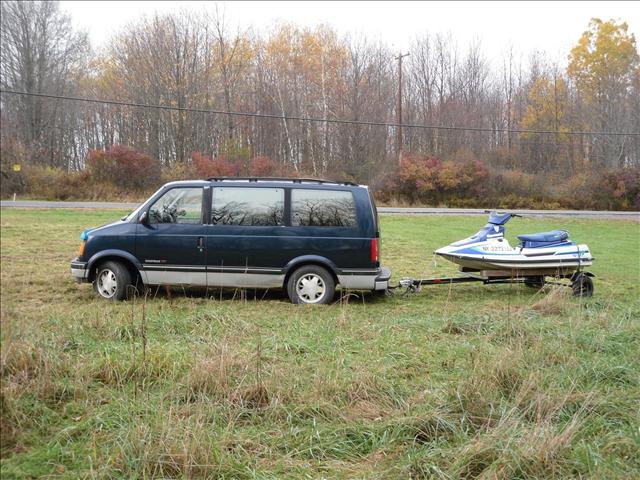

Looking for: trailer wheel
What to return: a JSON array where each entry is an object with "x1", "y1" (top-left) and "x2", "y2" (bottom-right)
[
  {"x1": 571, "y1": 272, "x2": 594, "y2": 297},
  {"x1": 524, "y1": 276, "x2": 545, "y2": 289}
]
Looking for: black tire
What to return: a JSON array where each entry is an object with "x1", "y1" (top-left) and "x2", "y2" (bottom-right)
[
  {"x1": 524, "y1": 276, "x2": 545, "y2": 289},
  {"x1": 93, "y1": 260, "x2": 133, "y2": 301},
  {"x1": 287, "y1": 265, "x2": 336, "y2": 305},
  {"x1": 572, "y1": 272, "x2": 594, "y2": 297}
]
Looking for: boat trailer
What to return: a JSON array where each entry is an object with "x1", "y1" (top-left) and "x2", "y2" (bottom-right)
[{"x1": 390, "y1": 268, "x2": 595, "y2": 297}]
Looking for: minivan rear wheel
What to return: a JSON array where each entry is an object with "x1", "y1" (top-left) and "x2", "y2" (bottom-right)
[
  {"x1": 287, "y1": 265, "x2": 335, "y2": 305},
  {"x1": 94, "y1": 260, "x2": 132, "y2": 301}
]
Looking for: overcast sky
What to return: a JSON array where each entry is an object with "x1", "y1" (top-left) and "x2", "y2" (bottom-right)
[{"x1": 60, "y1": 1, "x2": 638, "y2": 68}]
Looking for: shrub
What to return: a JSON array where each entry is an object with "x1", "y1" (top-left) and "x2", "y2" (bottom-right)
[
  {"x1": 396, "y1": 154, "x2": 441, "y2": 203},
  {"x1": 191, "y1": 152, "x2": 283, "y2": 178},
  {"x1": 23, "y1": 166, "x2": 91, "y2": 200},
  {"x1": 249, "y1": 156, "x2": 279, "y2": 176},
  {"x1": 395, "y1": 153, "x2": 490, "y2": 206},
  {"x1": 0, "y1": 136, "x2": 28, "y2": 197},
  {"x1": 597, "y1": 167, "x2": 640, "y2": 210},
  {"x1": 86, "y1": 145, "x2": 160, "y2": 191},
  {"x1": 191, "y1": 152, "x2": 241, "y2": 178},
  {"x1": 161, "y1": 161, "x2": 197, "y2": 183},
  {"x1": 492, "y1": 169, "x2": 537, "y2": 197},
  {"x1": 563, "y1": 173, "x2": 600, "y2": 209}
]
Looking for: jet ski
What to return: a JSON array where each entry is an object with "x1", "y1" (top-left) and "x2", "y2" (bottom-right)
[{"x1": 434, "y1": 211, "x2": 593, "y2": 271}]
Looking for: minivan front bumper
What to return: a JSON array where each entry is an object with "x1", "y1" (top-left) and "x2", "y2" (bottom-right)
[{"x1": 70, "y1": 259, "x2": 89, "y2": 283}]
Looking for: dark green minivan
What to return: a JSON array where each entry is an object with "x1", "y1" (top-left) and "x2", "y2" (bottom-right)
[{"x1": 71, "y1": 177, "x2": 391, "y2": 304}]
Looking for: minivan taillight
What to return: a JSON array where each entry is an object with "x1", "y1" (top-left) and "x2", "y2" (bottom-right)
[{"x1": 371, "y1": 238, "x2": 378, "y2": 263}]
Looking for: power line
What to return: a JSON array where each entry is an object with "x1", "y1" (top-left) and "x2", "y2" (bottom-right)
[{"x1": 1, "y1": 89, "x2": 638, "y2": 137}]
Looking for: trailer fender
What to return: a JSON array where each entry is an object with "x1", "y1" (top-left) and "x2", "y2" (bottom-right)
[{"x1": 571, "y1": 271, "x2": 595, "y2": 281}]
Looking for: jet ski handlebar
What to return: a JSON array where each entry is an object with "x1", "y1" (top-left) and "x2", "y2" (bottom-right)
[
  {"x1": 483, "y1": 210, "x2": 523, "y2": 218},
  {"x1": 483, "y1": 211, "x2": 523, "y2": 225}
]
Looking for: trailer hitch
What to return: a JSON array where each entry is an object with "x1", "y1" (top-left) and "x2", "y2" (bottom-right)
[{"x1": 395, "y1": 278, "x2": 421, "y2": 295}]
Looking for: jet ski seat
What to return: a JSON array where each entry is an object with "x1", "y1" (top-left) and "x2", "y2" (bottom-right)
[{"x1": 517, "y1": 229, "x2": 570, "y2": 248}]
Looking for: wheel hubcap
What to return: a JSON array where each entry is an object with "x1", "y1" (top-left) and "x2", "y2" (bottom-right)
[
  {"x1": 296, "y1": 274, "x2": 326, "y2": 303},
  {"x1": 97, "y1": 269, "x2": 118, "y2": 298}
]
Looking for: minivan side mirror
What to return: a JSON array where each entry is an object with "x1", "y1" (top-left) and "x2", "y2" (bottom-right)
[{"x1": 139, "y1": 211, "x2": 149, "y2": 224}]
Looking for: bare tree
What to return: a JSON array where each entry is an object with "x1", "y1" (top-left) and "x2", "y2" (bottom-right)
[{"x1": 1, "y1": 0, "x2": 88, "y2": 168}]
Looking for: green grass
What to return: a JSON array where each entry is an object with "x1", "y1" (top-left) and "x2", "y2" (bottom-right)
[{"x1": 1, "y1": 208, "x2": 639, "y2": 479}]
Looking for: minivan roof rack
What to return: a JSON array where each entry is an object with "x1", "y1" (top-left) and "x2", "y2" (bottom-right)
[{"x1": 206, "y1": 176, "x2": 358, "y2": 186}]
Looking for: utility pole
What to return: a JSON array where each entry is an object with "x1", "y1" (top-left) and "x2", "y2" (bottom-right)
[{"x1": 395, "y1": 52, "x2": 409, "y2": 165}]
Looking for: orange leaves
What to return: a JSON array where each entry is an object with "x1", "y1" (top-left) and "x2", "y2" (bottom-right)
[
  {"x1": 263, "y1": 23, "x2": 347, "y2": 92},
  {"x1": 191, "y1": 152, "x2": 280, "y2": 178},
  {"x1": 191, "y1": 152, "x2": 240, "y2": 178},
  {"x1": 250, "y1": 156, "x2": 278, "y2": 177},
  {"x1": 520, "y1": 75, "x2": 569, "y2": 140},
  {"x1": 567, "y1": 18, "x2": 639, "y2": 104},
  {"x1": 396, "y1": 152, "x2": 489, "y2": 204}
]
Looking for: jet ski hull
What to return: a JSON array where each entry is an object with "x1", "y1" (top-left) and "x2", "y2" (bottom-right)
[
  {"x1": 435, "y1": 244, "x2": 593, "y2": 271},
  {"x1": 434, "y1": 212, "x2": 594, "y2": 273}
]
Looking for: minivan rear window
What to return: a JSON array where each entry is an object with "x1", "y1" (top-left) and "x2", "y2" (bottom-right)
[
  {"x1": 291, "y1": 189, "x2": 357, "y2": 227},
  {"x1": 211, "y1": 187, "x2": 284, "y2": 226}
]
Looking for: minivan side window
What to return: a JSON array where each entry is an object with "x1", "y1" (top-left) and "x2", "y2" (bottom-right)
[
  {"x1": 211, "y1": 187, "x2": 284, "y2": 226},
  {"x1": 291, "y1": 189, "x2": 357, "y2": 227},
  {"x1": 149, "y1": 187, "x2": 203, "y2": 224}
]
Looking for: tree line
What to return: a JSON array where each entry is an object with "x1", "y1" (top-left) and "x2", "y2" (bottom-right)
[{"x1": 1, "y1": 1, "x2": 639, "y2": 207}]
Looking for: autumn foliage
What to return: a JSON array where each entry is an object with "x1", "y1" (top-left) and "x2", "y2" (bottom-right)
[
  {"x1": 250, "y1": 156, "x2": 279, "y2": 177},
  {"x1": 381, "y1": 151, "x2": 640, "y2": 210},
  {"x1": 0, "y1": 6, "x2": 638, "y2": 210},
  {"x1": 191, "y1": 152, "x2": 241, "y2": 178},
  {"x1": 86, "y1": 145, "x2": 160, "y2": 190},
  {"x1": 190, "y1": 152, "x2": 282, "y2": 178},
  {"x1": 396, "y1": 154, "x2": 489, "y2": 205}
]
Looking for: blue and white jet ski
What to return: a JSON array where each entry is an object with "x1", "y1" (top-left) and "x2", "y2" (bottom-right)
[{"x1": 434, "y1": 211, "x2": 593, "y2": 271}]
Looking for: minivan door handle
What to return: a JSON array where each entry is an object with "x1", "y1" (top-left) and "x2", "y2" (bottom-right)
[{"x1": 197, "y1": 236, "x2": 204, "y2": 252}]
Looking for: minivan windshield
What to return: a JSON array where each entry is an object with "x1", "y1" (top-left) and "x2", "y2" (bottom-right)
[{"x1": 121, "y1": 185, "x2": 166, "y2": 222}]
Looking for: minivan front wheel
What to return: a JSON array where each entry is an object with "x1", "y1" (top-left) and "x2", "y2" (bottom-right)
[
  {"x1": 94, "y1": 261, "x2": 132, "y2": 300},
  {"x1": 287, "y1": 265, "x2": 335, "y2": 305}
]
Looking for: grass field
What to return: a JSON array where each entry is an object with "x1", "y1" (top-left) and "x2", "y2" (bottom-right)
[{"x1": 1, "y1": 208, "x2": 639, "y2": 479}]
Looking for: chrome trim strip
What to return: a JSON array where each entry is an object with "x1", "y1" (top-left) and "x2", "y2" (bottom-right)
[
  {"x1": 143, "y1": 270, "x2": 284, "y2": 288},
  {"x1": 207, "y1": 266, "x2": 282, "y2": 273},
  {"x1": 207, "y1": 272, "x2": 284, "y2": 289},
  {"x1": 143, "y1": 265, "x2": 206, "y2": 271},
  {"x1": 145, "y1": 271, "x2": 207, "y2": 286},
  {"x1": 142, "y1": 264, "x2": 283, "y2": 274}
]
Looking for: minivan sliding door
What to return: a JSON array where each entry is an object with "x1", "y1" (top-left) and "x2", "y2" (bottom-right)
[{"x1": 206, "y1": 186, "x2": 287, "y2": 288}]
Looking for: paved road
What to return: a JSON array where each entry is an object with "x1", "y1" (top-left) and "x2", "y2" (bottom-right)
[
  {"x1": 2, "y1": 200, "x2": 638, "y2": 220},
  {"x1": 1, "y1": 200, "x2": 141, "y2": 210}
]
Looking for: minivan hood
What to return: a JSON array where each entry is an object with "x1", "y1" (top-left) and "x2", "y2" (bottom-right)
[{"x1": 81, "y1": 220, "x2": 127, "y2": 240}]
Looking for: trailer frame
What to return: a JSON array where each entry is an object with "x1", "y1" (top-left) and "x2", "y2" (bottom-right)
[{"x1": 390, "y1": 268, "x2": 595, "y2": 297}]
